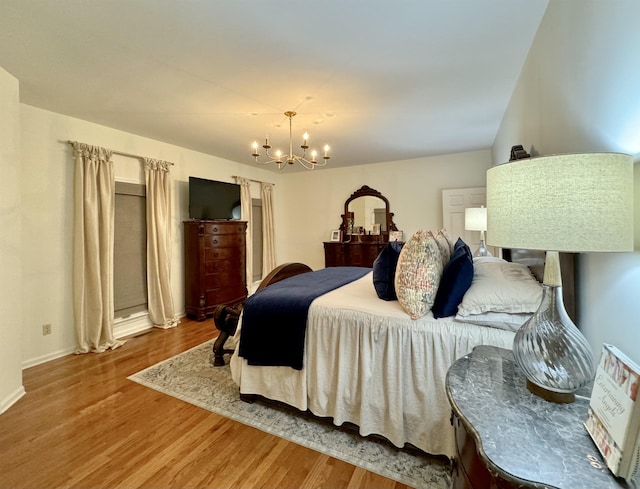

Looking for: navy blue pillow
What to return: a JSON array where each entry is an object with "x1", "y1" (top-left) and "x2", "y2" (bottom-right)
[
  {"x1": 454, "y1": 237, "x2": 468, "y2": 252},
  {"x1": 373, "y1": 241, "x2": 404, "y2": 300},
  {"x1": 432, "y1": 239, "x2": 473, "y2": 318}
]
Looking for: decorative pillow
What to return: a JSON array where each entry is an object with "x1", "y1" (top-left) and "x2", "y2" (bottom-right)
[
  {"x1": 372, "y1": 241, "x2": 404, "y2": 300},
  {"x1": 457, "y1": 259, "x2": 542, "y2": 315},
  {"x1": 394, "y1": 230, "x2": 444, "y2": 319},
  {"x1": 432, "y1": 239, "x2": 473, "y2": 318},
  {"x1": 434, "y1": 229, "x2": 453, "y2": 268},
  {"x1": 454, "y1": 311, "x2": 533, "y2": 332},
  {"x1": 454, "y1": 237, "x2": 467, "y2": 251}
]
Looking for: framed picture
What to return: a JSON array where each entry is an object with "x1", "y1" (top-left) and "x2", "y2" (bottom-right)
[
  {"x1": 372, "y1": 224, "x2": 381, "y2": 235},
  {"x1": 389, "y1": 230, "x2": 403, "y2": 242},
  {"x1": 330, "y1": 229, "x2": 342, "y2": 242}
]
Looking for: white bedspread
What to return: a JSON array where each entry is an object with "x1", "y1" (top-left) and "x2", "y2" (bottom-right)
[{"x1": 230, "y1": 271, "x2": 514, "y2": 458}]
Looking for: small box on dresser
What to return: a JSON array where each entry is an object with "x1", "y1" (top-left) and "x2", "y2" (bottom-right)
[{"x1": 183, "y1": 220, "x2": 247, "y2": 321}]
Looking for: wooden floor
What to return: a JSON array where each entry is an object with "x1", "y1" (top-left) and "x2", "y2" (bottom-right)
[{"x1": 0, "y1": 318, "x2": 411, "y2": 489}]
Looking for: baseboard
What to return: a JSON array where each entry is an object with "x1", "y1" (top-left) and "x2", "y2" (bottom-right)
[
  {"x1": 0, "y1": 385, "x2": 26, "y2": 415},
  {"x1": 21, "y1": 311, "x2": 188, "y2": 370},
  {"x1": 23, "y1": 346, "x2": 77, "y2": 369}
]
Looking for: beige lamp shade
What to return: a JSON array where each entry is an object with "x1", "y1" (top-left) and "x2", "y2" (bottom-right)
[
  {"x1": 464, "y1": 207, "x2": 487, "y2": 232},
  {"x1": 486, "y1": 153, "x2": 633, "y2": 253},
  {"x1": 486, "y1": 152, "x2": 633, "y2": 402}
]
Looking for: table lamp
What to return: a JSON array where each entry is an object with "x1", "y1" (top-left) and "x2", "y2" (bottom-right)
[
  {"x1": 486, "y1": 153, "x2": 633, "y2": 403},
  {"x1": 465, "y1": 206, "x2": 492, "y2": 257}
]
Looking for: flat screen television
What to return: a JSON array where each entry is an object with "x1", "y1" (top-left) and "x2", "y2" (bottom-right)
[{"x1": 188, "y1": 177, "x2": 241, "y2": 220}]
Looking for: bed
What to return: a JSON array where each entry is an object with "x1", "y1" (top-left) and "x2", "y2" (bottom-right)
[{"x1": 229, "y1": 238, "x2": 575, "y2": 459}]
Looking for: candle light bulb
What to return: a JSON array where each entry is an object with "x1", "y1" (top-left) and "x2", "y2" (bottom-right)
[
  {"x1": 303, "y1": 132, "x2": 309, "y2": 141},
  {"x1": 324, "y1": 145, "x2": 330, "y2": 155}
]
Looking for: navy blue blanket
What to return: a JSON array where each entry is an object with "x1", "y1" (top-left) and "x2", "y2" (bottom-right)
[{"x1": 238, "y1": 266, "x2": 371, "y2": 370}]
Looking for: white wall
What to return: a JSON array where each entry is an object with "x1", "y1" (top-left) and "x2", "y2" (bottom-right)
[
  {"x1": 19, "y1": 104, "x2": 279, "y2": 367},
  {"x1": 493, "y1": 0, "x2": 640, "y2": 364},
  {"x1": 275, "y1": 150, "x2": 492, "y2": 270},
  {"x1": 0, "y1": 67, "x2": 25, "y2": 413}
]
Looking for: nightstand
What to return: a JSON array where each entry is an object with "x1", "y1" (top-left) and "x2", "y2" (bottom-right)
[{"x1": 446, "y1": 345, "x2": 638, "y2": 489}]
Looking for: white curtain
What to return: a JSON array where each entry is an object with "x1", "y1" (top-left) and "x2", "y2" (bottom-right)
[
  {"x1": 261, "y1": 182, "x2": 276, "y2": 275},
  {"x1": 72, "y1": 142, "x2": 125, "y2": 353},
  {"x1": 145, "y1": 158, "x2": 179, "y2": 329},
  {"x1": 235, "y1": 177, "x2": 253, "y2": 287}
]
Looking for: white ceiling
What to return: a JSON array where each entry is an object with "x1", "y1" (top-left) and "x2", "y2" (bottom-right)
[{"x1": 0, "y1": 1, "x2": 548, "y2": 171}]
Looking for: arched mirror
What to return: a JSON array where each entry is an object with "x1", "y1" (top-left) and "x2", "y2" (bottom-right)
[{"x1": 339, "y1": 185, "x2": 397, "y2": 240}]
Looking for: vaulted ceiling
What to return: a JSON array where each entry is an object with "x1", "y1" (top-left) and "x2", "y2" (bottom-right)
[{"x1": 0, "y1": 1, "x2": 548, "y2": 170}]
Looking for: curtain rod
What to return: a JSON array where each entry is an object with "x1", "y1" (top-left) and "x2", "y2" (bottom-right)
[
  {"x1": 67, "y1": 141, "x2": 174, "y2": 165},
  {"x1": 232, "y1": 175, "x2": 275, "y2": 186}
]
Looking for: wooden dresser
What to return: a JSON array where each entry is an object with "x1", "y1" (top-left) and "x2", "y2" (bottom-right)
[
  {"x1": 323, "y1": 240, "x2": 387, "y2": 268},
  {"x1": 183, "y1": 220, "x2": 247, "y2": 321},
  {"x1": 446, "y1": 346, "x2": 636, "y2": 489},
  {"x1": 325, "y1": 185, "x2": 399, "y2": 268}
]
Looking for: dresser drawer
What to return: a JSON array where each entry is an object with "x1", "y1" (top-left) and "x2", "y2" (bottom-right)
[
  {"x1": 204, "y1": 222, "x2": 246, "y2": 235},
  {"x1": 205, "y1": 269, "x2": 244, "y2": 288},
  {"x1": 204, "y1": 234, "x2": 245, "y2": 249},
  {"x1": 205, "y1": 258, "x2": 243, "y2": 274},
  {"x1": 205, "y1": 246, "x2": 243, "y2": 262},
  {"x1": 205, "y1": 286, "x2": 246, "y2": 306}
]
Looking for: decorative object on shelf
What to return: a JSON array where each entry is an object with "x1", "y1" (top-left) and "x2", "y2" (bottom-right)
[
  {"x1": 584, "y1": 343, "x2": 640, "y2": 481},
  {"x1": 487, "y1": 152, "x2": 634, "y2": 403},
  {"x1": 346, "y1": 211, "x2": 355, "y2": 234},
  {"x1": 330, "y1": 229, "x2": 342, "y2": 242},
  {"x1": 509, "y1": 144, "x2": 531, "y2": 161},
  {"x1": 251, "y1": 111, "x2": 330, "y2": 170},
  {"x1": 464, "y1": 206, "x2": 492, "y2": 257}
]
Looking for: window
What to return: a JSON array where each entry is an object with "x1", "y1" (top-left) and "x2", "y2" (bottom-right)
[{"x1": 114, "y1": 182, "x2": 147, "y2": 318}]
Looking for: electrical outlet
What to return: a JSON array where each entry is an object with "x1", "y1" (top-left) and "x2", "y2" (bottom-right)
[{"x1": 42, "y1": 324, "x2": 52, "y2": 336}]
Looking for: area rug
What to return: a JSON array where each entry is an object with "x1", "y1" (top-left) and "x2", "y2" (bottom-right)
[{"x1": 128, "y1": 340, "x2": 452, "y2": 489}]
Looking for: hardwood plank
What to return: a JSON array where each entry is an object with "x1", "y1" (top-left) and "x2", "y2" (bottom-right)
[{"x1": 0, "y1": 318, "x2": 412, "y2": 489}]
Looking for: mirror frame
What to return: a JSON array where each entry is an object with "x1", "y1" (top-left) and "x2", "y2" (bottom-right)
[{"x1": 339, "y1": 185, "x2": 397, "y2": 239}]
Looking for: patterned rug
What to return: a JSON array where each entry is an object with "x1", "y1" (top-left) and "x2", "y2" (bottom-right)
[{"x1": 128, "y1": 340, "x2": 452, "y2": 489}]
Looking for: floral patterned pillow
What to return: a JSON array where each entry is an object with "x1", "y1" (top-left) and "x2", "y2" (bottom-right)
[
  {"x1": 394, "y1": 230, "x2": 444, "y2": 319},
  {"x1": 434, "y1": 229, "x2": 453, "y2": 268}
]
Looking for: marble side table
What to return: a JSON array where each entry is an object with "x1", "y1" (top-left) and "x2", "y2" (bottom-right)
[{"x1": 446, "y1": 345, "x2": 639, "y2": 489}]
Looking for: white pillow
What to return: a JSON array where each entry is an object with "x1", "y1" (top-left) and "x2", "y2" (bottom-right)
[
  {"x1": 457, "y1": 259, "x2": 542, "y2": 315},
  {"x1": 454, "y1": 311, "x2": 533, "y2": 332},
  {"x1": 472, "y1": 256, "x2": 504, "y2": 265}
]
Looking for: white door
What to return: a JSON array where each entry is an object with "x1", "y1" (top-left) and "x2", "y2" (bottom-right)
[{"x1": 442, "y1": 187, "x2": 496, "y2": 255}]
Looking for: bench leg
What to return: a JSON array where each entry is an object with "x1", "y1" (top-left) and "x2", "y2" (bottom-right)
[{"x1": 212, "y1": 304, "x2": 242, "y2": 366}]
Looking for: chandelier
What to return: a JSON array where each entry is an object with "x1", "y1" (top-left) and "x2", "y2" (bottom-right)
[{"x1": 251, "y1": 111, "x2": 330, "y2": 170}]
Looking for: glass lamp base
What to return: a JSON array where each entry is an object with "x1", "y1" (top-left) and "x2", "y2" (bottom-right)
[
  {"x1": 526, "y1": 380, "x2": 575, "y2": 404},
  {"x1": 513, "y1": 284, "x2": 596, "y2": 403},
  {"x1": 473, "y1": 239, "x2": 492, "y2": 257}
]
